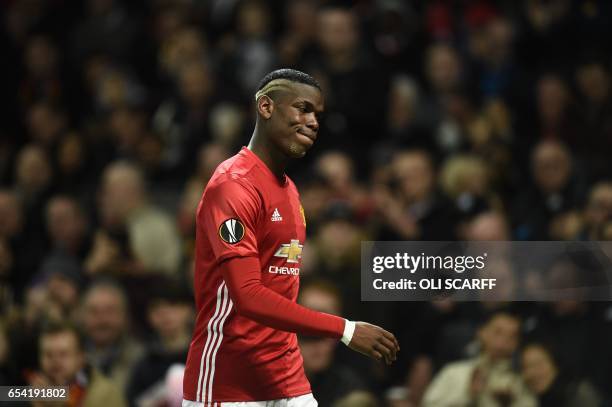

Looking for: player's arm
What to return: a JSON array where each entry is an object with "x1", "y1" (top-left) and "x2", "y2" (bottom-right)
[
  {"x1": 202, "y1": 178, "x2": 399, "y2": 363},
  {"x1": 222, "y1": 256, "x2": 398, "y2": 364}
]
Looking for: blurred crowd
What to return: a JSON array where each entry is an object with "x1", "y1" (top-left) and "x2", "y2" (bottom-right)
[{"x1": 1, "y1": 0, "x2": 612, "y2": 406}]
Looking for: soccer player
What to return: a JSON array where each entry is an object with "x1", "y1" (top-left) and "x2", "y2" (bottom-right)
[{"x1": 182, "y1": 69, "x2": 399, "y2": 407}]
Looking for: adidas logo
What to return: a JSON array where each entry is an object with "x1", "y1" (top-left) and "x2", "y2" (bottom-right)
[{"x1": 271, "y1": 208, "x2": 283, "y2": 222}]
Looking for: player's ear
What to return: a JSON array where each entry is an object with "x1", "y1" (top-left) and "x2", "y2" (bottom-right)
[{"x1": 257, "y1": 95, "x2": 274, "y2": 120}]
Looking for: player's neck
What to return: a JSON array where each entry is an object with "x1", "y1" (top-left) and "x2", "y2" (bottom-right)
[{"x1": 248, "y1": 132, "x2": 288, "y2": 181}]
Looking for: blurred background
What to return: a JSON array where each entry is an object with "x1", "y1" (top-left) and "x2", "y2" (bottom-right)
[{"x1": 1, "y1": 0, "x2": 612, "y2": 406}]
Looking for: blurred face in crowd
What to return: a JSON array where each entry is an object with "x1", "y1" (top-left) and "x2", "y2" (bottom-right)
[
  {"x1": 426, "y1": 44, "x2": 461, "y2": 93},
  {"x1": 0, "y1": 323, "x2": 8, "y2": 365},
  {"x1": 0, "y1": 190, "x2": 22, "y2": 238},
  {"x1": 576, "y1": 63, "x2": 610, "y2": 104},
  {"x1": 25, "y1": 35, "x2": 58, "y2": 78},
  {"x1": 0, "y1": 239, "x2": 12, "y2": 277},
  {"x1": 586, "y1": 182, "x2": 612, "y2": 226},
  {"x1": 392, "y1": 151, "x2": 434, "y2": 203},
  {"x1": 179, "y1": 62, "x2": 213, "y2": 108},
  {"x1": 58, "y1": 132, "x2": 85, "y2": 175},
  {"x1": 482, "y1": 18, "x2": 513, "y2": 67},
  {"x1": 259, "y1": 83, "x2": 323, "y2": 159},
  {"x1": 547, "y1": 261, "x2": 581, "y2": 303},
  {"x1": 317, "y1": 8, "x2": 359, "y2": 56},
  {"x1": 440, "y1": 155, "x2": 489, "y2": 199},
  {"x1": 97, "y1": 71, "x2": 133, "y2": 111},
  {"x1": 464, "y1": 212, "x2": 510, "y2": 241},
  {"x1": 154, "y1": 5, "x2": 186, "y2": 41},
  {"x1": 82, "y1": 285, "x2": 128, "y2": 348},
  {"x1": 237, "y1": 0, "x2": 271, "y2": 38},
  {"x1": 478, "y1": 314, "x2": 520, "y2": 361},
  {"x1": 537, "y1": 75, "x2": 568, "y2": 125},
  {"x1": 46, "y1": 274, "x2": 80, "y2": 314},
  {"x1": 315, "y1": 151, "x2": 354, "y2": 191},
  {"x1": 317, "y1": 219, "x2": 361, "y2": 267},
  {"x1": 160, "y1": 27, "x2": 207, "y2": 77},
  {"x1": 521, "y1": 345, "x2": 557, "y2": 395},
  {"x1": 40, "y1": 330, "x2": 84, "y2": 385},
  {"x1": 388, "y1": 77, "x2": 418, "y2": 130},
  {"x1": 286, "y1": 0, "x2": 317, "y2": 40},
  {"x1": 210, "y1": 105, "x2": 244, "y2": 147},
  {"x1": 299, "y1": 286, "x2": 341, "y2": 374},
  {"x1": 46, "y1": 197, "x2": 86, "y2": 250},
  {"x1": 88, "y1": 0, "x2": 115, "y2": 16},
  {"x1": 479, "y1": 258, "x2": 516, "y2": 301},
  {"x1": 16, "y1": 144, "x2": 52, "y2": 193},
  {"x1": 100, "y1": 162, "x2": 145, "y2": 225},
  {"x1": 148, "y1": 300, "x2": 193, "y2": 341},
  {"x1": 27, "y1": 102, "x2": 66, "y2": 146},
  {"x1": 109, "y1": 108, "x2": 146, "y2": 150},
  {"x1": 532, "y1": 141, "x2": 571, "y2": 194}
]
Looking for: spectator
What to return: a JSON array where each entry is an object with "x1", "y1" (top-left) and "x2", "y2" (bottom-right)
[
  {"x1": 55, "y1": 131, "x2": 96, "y2": 200},
  {"x1": 310, "y1": 202, "x2": 364, "y2": 307},
  {"x1": 20, "y1": 36, "x2": 63, "y2": 108},
  {"x1": 26, "y1": 101, "x2": 67, "y2": 148},
  {"x1": 468, "y1": 17, "x2": 521, "y2": 102},
  {"x1": 30, "y1": 319, "x2": 127, "y2": 407},
  {"x1": 422, "y1": 312, "x2": 536, "y2": 407},
  {"x1": 80, "y1": 279, "x2": 143, "y2": 391},
  {"x1": 416, "y1": 43, "x2": 467, "y2": 156},
  {"x1": 127, "y1": 280, "x2": 193, "y2": 406},
  {"x1": 45, "y1": 195, "x2": 90, "y2": 260},
  {"x1": 534, "y1": 74, "x2": 578, "y2": 147},
  {"x1": 513, "y1": 140, "x2": 585, "y2": 240},
  {"x1": 373, "y1": 149, "x2": 459, "y2": 240},
  {"x1": 298, "y1": 279, "x2": 373, "y2": 406},
  {"x1": 462, "y1": 211, "x2": 511, "y2": 241},
  {"x1": 521, "y1": 342, "x2": 601, "y2": 407},
  {"x1": 314, "y1": 151, "x2": 373, "y2": 222},
  {"x1": 38, "y1": 255, "x2": 83, "y2": 320},
  {"x1": 306, "y1": 4, "x2": 388, "y2": 168},
  {"x1": 106, "y1": 107, "x2": 163, "y2": 174},
  {"x1": 154, "y1": 59, "x2": 217, "y2": 177},
  {"x1": 574, "y1": 58, "x2": 612, "y2": 180},
  {"x1": 278, "y1": 0, "x2": 318, "y2": 67},
  {"x1": 579, "y1": 181, "x2": 612, "y2": 241},
  {"x1": 0, "y1": 190, "x2": 27, "y2": 297},
  {"x1": 91, "y1": 161, "x2": 181, "y2": 276},
  {"x1": 0, "y1": 318, "x2": 19, "y2": 385},
  {"x1": 11, "y1": 144, "x2": 56, "y2": 295},
  {"x1": 72, "y1": 0, "x2": 143, "y2": 71},
  {"x1": 385, "y1": 75, "x2": 426, "y2": 150},
  {"x1": 526, "y1": 300, "x2": 612, "y2": 398},
  {"x1": 439, "y1": 154, "x2": 496, "y2": 219},
  {"x1": 229, "y1": 0, "x2": 277, "y2": 97}
]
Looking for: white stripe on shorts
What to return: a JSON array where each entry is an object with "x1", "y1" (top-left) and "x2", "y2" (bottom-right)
[{"x1": 182, "y1": 393, "x2": 317, "y2": 407}]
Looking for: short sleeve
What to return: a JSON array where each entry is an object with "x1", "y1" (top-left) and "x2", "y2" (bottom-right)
[{"x1": 198, "y1": 177, "x2": 262, "y2": 263}]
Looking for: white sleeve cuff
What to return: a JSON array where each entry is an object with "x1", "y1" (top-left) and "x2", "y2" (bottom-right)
[{"x1": 341, "y1": 319, "x2": 356, "y2": 346}]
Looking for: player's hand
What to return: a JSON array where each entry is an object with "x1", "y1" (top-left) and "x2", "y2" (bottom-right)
[{"x1": 347, "y1": 322, "x2": 399, "y2": 365}]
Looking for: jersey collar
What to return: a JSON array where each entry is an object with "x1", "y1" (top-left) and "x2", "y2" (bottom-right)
[{"x1": 241, "y1": 147, "x2": 288, "y2": 186}]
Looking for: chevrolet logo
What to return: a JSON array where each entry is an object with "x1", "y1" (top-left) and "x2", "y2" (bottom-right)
[{"x1": 274, "y1": 239, "x2": 303, "y2": 263}]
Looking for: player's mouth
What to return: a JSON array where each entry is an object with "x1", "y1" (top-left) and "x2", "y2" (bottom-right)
[{"x1": 296, "y1": 129, "x2": 316, "y2": 145}]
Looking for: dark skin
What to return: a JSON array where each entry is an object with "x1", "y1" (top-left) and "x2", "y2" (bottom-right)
[
  {"x1": 249, "y1": 82, "x2": 324, "y2": 179},
  {"x1": 248, "y1": 81, "x2": 400, "y2": 364}
]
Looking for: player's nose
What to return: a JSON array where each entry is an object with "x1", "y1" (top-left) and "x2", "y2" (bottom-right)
[{"x1": 305, "y1": 113, "x2": 319, "y2": 132}]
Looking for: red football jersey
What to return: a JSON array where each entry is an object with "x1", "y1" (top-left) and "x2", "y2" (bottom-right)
[{"x1": 183, "y1": 147, "x2": 343, "y2": 405}]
